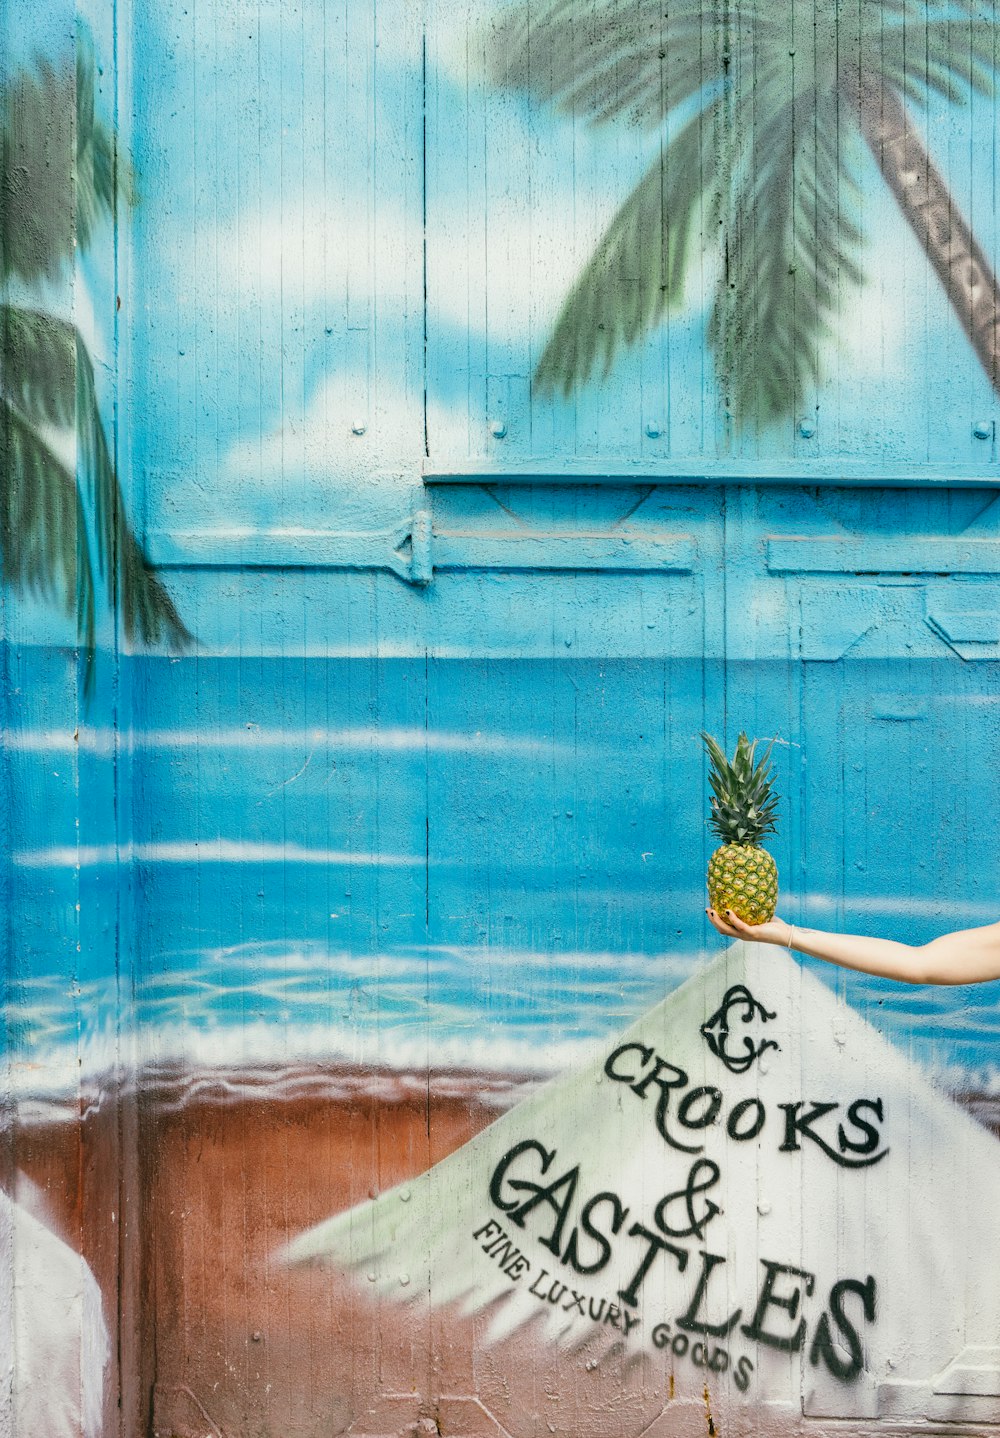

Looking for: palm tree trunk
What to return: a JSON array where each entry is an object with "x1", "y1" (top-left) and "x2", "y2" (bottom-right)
[{"x1": 845, "y1": 75, "x2": 1000, "y2": 397}]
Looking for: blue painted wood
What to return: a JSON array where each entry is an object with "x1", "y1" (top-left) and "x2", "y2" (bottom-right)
[{"x1": 7, "y1": 0, "x2": 1000, "y2": 1432}]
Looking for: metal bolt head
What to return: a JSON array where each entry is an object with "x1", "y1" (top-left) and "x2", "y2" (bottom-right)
[
  {"x1": 973, "y1": 419, "x2": 992, "y2": 440},
  {"x1": 351, "y1": 420, "x2": 367, "y2": 436},
  {"x1": 645, "y1": 420, "x2": 663, "y2": 438},
  {"x1": 489, "y1": 419, "x2": 507, "y2": 439},
  {"x1": 798, "y1": 417, "x2": 817, "y2": 439}
]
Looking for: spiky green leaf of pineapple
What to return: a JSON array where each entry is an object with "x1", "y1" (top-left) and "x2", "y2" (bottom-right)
[{"x1": 702, "y1": 731, "x2": 780, "y2": 925}]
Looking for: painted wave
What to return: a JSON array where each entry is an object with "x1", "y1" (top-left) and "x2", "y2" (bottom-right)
[{"x1": 4, "y1": 941, "x2": 1000, "y2": 1135}]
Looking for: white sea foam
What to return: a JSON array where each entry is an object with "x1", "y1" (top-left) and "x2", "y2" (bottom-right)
[
  {"x1": 5, "y1": 1005, "x2": 998, "y2": 1135},
  {"x1": 3, "y1": 942, "x2": 997, "y2": 1134},
  {"x1": 1, "y1": 1019, "x2": 580, "y2": 1124}
]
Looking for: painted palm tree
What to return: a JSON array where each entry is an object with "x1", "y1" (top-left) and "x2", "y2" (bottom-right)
[
  {"x1": 487, "y1": 0, "x2": 1000, "y2": 430},
  {"x1": 0, "y1": 41, "x2": 189, "y2": 665}
]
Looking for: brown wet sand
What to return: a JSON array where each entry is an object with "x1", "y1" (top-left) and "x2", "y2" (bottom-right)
[{"x1": 10, "y1": 1073, "x2": 1000, "y2": 1438}]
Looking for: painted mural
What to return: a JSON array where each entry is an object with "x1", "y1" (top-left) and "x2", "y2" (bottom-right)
[
  {"x1": 3, "y1": 1, "x2": 1000, "y2": 1437},
  {"x1": 490, "y1": 0, "x2": 1000, "y2": 428},
  {"x1": 0, "y1": 35, "x2": 188, "y2": 667}
]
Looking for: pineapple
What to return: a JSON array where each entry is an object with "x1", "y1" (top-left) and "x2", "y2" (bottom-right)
[{"x1": 702, "y1": 731, "x2": 780, "y2": 925}]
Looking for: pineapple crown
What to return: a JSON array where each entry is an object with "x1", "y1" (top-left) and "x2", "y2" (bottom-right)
[{"x1": 701, "y1": 730, "x2": 780, "y2": 847}]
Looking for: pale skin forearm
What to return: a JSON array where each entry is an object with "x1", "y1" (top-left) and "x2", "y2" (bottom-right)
[{"x1": 707, "y1": 907, "x2": 1000, "y2": 985}]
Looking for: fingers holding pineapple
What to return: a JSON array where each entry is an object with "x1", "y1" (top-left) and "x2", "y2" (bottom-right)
[
  {"x1": 706, "y1": 906, "x2": 793, "y2": 946},
  {"x1": 701, "y1": 732, "x2": 1000, "y2": 984},
  {"x1": 702, "y1": 731, "x2": 788, "y2": 945}
]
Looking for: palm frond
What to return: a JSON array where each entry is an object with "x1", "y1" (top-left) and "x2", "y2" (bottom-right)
[
  {"x1": 711, "y1": 90, "x2": 866, "y2": 431},
  {"x1": 0, "y1": 38, "x2": 122, "y2": 286},
  {"x1": 0, "y1": 395, "x2": 95, "y2": 639},
  {"x1": 532, "y1": 47, "x2": 806, "y2": 398},
  {"x1": 485, "y1": 0, "x2": 1000, "y2": 425},
  {"x1": 0, "y1": 39, "x2": 185, "y2": 660},
  {"x1": 74, "y1": 339, "x2": 192, "y2": 649},
  {"x1": 485, "y1": 0, "x2": 775, "y2": 130},
  {"x1": 0, "y1": 61, "x2": 76, "y2": 286},
  {"x1": 534, "y1": 102, "x2": 721, "y2": 395},
  {"x1": 0, "y1": 304, "x2": 190, "y2": 649},
  {"x1": 75, "y1": 37, "x2": 129, "y2": 253},
  {"x1": 880, "y1": 21, "x2": 1000, "y2": 105},
  {"x1": 0, "y1": 306, "x2": 77, "y2": 427}
]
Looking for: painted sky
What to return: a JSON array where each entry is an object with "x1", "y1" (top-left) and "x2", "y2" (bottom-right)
[{"x1": 126, "y1": 0, "x2": 1000, "y2": 543}]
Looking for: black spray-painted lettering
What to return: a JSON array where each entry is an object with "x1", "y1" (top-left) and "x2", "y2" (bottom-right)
[
  {"x1": 617, "y1": 1223, "x2": 688, "y2": 1308},
  {"x1": 603, "y1": 1042, "x2": 653, "y2": 1084},
  {"x1": 733, "y1": 1355, "x2": 755, "y2": 1393},
  {"x1": 486, "y1": 1024, "x2": 888, "y2": 1394},
  {"x1": 740, "y1": 1259, "x2": 816, "y2": 1352},
  {"x1": 471, "y1": 1219, "x2": 532, "y2": 1281},
  {"x1": 489, "y1": 1141, "x2": 580, "y2": 1257},
  {"x1": 653, "y1": 1159, "x2": 722, "y2": 1241},
  {"x1": 630, "y1": 1055, "x2": 701, "y2": 1154},
  {"x1": 526, "y1": 1268, "x2": 640, "y2": 1333},
  {"x1": 700, "y1": 984, "x2": 780, "y2": 1074},
  {"x1": 653, "y1": 1321, "x2": 745, "y2": 1386},
  {"x1": 676, "y1": 1249, "x2": 742, "y2": 1337},
  {"x1": 490, "y1": 1140, "x2": 554, "y2": 1212},
  {"x1": 727, "y1": 1096, "x2": 766, "y2": 1141},
  {"x1": 605, "y1": 1044, "x2": 886, "y2": 1169},
  {"x1": 837, "y1": 1100, "x2": 885, "y2": 1158},
  {"x1": 509, "y1": 1164, "x2": 579, "y2": 1257},
  {"x1": 678, "y1": 1085, "x2": 723, "y2": 1131},
  {"x1": 809, "y1": 1276, "x2": 877, "y2": 1382},
  {"x1": 779, "y1": 1101, "x2": 889, "y2": 1169},
  {"x1": 562, "y1": 1191, "x2": 630, "y2": 1275}
]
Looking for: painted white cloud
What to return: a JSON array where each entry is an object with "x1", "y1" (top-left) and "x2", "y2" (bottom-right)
[
  {"x1": 6, "y1": 725, "x2": 573, "y2": 757},
  {"x1": 222, "y1": 371, "x2": 465, "y2": 477},
  {"x1": 178, "y1": 182, "x2": 613, "y2": 343},
  {"x1": 165, "y1": 0, "x2": 430, "y2": 71},
  {"x1": 805, "y1": 891, "x2": 1000, "y2": 923},
  {"x1": 188, "y1": 191, "x2": 914, "y2": 473},
  {"x1": 13, "y1": 840, "x2": 426, "y2": 869}
]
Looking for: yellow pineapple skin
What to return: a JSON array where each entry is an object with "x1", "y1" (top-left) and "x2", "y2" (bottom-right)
[{"x1": 707, "y1": 843, "x2": 778, "y2": 925}]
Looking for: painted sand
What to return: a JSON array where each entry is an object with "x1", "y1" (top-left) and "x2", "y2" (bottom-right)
[{"x1": 10, "y1": 1053, "x2": 1000, "y2": 1435}]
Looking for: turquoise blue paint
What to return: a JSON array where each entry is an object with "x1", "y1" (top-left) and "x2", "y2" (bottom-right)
[
  {"x1": 5, "y1": 1, "x2": 1000, "y2": 1126},
  {"x1": 5, "y1": 646, "x2": 1000, "y2": 1111}
]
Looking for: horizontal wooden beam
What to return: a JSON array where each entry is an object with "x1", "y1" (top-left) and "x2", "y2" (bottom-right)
[
  {"x1": 767, "y1": 537, "x2": 1000, "y2": 574},
  {"x1": 146, "y1": 516, "x2": 697, "y2": 580},
  {"x1": 431, "y1": 531, "x2": 696, "y2": 574},
  {"x1": 423, "y1": 461, "x2": 1000, "y2": 488}
]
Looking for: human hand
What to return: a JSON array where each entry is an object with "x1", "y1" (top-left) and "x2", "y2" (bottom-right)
[{"x1": 706, "y1": 908, "x2": 793, "y2": 947}]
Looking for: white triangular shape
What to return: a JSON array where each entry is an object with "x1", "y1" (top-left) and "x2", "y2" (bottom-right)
[{"x1": 283, "y1": 944, "x2": 1000, "y2": 1423}]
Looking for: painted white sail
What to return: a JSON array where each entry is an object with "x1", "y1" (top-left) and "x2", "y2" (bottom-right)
[
  {"x1": 282, "y1": 943, "x2": 1000, "y2": 1426},
  {"x1": 0, "y1": 1182, "x2": 109, "y2": 1438}
]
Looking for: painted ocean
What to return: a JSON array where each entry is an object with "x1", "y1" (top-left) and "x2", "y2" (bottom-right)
[{"x1": 4, "y1": 650, "x2": 1000, "y2": 1123}]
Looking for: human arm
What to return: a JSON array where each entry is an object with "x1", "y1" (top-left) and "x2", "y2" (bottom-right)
[{"x1": 706, "y1": 907, "x2": 1000, "y2": 985}]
